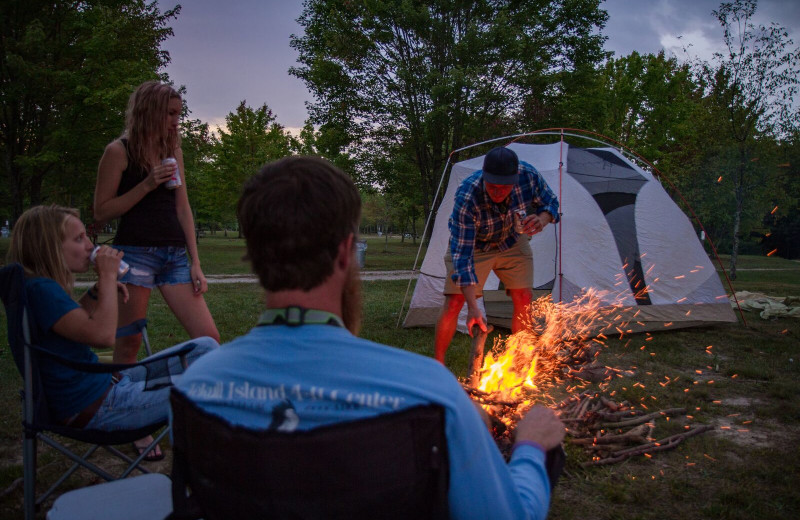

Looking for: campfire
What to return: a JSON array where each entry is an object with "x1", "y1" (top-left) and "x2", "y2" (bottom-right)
[{"x1": 463, "y1": 290, "x2": 713, "y2": 466}]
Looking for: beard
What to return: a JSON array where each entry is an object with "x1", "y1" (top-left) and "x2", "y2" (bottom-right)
[{"x1": 341, "y1": 258, "x2": 362, "y2": 336}]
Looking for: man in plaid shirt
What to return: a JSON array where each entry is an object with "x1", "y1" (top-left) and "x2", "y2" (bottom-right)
[{"x1": 434, "y1": 147, "x2": 559, "y2": 364}]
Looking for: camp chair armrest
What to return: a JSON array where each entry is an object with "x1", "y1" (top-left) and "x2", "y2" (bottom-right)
[
  {"x1": 27, "y1": 343, "x2": 195, "y2": 374},
  {"x1": 115, "y1": 318, "x2": 148, "y2": 339}
]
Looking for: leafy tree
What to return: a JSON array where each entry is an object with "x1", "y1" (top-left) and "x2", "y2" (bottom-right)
[
  {"x1": 760, "y1": 134, "x2": 800, "y2": 259},
  {"x1": 0, "y1": 0, "x2": 178, "y2": 223},
  {"x1": 290, "y1": 0, "x2": 607, "y2": 227},
  {"x1": 180, "y1": 115, "x2": 222, "y2": 230},
  {"x1": 291, "y1": 120, "x2": 358, "y2": 180},
  {"x1": 695, "y1": 0, "x2": 799, "y2": 278},
  {"x1": 212, "y1": 102, "x2": 294, "y2": 232},
  {"x1": 562, "y1": 51, "x2": 700, "y2": 168}
]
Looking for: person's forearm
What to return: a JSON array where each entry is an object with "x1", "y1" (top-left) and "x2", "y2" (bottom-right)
[
  {"x1": 78, "y1": 286, "x2": 100, "y2": 313},
  {"x1": 508, "y1": 446, "x2": 551, "y2": 520},
  {"x1": 87, "y1": 274, "x2": 119, "y2": 343},
  {"x1": 462, "y1": 285, "x2": 480, "y2": 312},
  {"x1": 94, "y1": 181, "x2": 152, "y2": 222}
]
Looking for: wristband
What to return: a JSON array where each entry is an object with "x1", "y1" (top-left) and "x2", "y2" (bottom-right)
[{"x1": 512, "y1": 440, "x2": 546, "y2": 455}]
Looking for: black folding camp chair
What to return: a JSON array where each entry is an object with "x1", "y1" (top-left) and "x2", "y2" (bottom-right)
[
  {"x1": 0, "y1": 263, "x2": 195, "y2": 520},
  {"x1": 169, "y1": 389, "x2": 450, "y2": 520},
  {"x1": 116, "y1": 318, "x2": 152, "y2": 357}
]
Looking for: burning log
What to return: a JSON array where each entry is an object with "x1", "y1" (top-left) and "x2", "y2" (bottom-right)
[
  {"x1": 463, "y1": 385, "x2": 521, "y2": 408},
  {"x1": 467, "y1": 324, "x2": 493, "y2": 387}
]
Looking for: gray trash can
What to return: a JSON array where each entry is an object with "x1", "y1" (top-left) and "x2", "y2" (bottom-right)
[{"x1": 356, "y1": 240, "x2": 368, "y2": 269}]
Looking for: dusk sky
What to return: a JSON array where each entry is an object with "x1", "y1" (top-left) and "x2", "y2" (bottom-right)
[{"x1": 157, "y1": 0, "x2": 800, "y2": 133}]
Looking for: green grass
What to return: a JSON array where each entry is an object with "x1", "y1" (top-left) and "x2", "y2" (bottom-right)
[
  {"x1": 360, "y1": 235, "x2": 428, "y2": 270},
  {"x1": 0, "y1": 243, "x2": 798, "y2": 518},
  {"x1": 89, "y1": 233, "x2": 426, "y2": 275}
]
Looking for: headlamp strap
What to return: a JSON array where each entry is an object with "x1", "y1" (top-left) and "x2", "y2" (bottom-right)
[{"x1": 257, "y1": 306, "x2": 344, "y2": 328}]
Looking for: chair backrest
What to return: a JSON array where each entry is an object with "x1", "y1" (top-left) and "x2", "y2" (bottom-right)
[
  {"x1": 0, "y1": 263, "x2": 33, "y2": 375},
  {"x1": 170, "y1": 389, "x2": 449, "y2": 520},
  {"x1": 0, "y1": 263, "x2": 55, "y2": 425}
]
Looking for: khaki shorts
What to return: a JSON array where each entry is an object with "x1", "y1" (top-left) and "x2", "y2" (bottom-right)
[{"x1": 444, "y1": 236, "x2": 533, "y2": 297}]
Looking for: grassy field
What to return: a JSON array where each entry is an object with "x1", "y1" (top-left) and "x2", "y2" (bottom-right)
[
  {"x1": 0, "y1": 234, "x2": 798, "y2": 518},
  {"x1": 84, "y1": 233, "x2": 428, "y2": 276}
]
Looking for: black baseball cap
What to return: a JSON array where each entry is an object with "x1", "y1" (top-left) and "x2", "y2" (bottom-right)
[{"x1": 482, "y1": 147, "x2": 519, "y2": 185}]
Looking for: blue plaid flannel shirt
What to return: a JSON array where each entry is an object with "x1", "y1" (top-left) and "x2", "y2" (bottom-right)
[{"x1": 448, "y1": 160, "x2": 560, "y2": 287}]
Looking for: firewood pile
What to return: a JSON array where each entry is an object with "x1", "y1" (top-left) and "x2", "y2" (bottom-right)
[
  {"x1": 556, "y1": 392, "x2": 714, "y2": 466},
  {"x1": 463, "y1": 313, "x2": 715, "y2": 466},
  {"x1": 467, "y1": 386, "x2": 714, "y2": 466}
]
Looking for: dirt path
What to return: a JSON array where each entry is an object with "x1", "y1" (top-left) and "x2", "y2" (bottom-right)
[
  {"x1": 204, "y1": 270, "x2": 418, "y2": 283},
  {"x1": 75, "y1": 270, "x2": 418, "y2": 288}
]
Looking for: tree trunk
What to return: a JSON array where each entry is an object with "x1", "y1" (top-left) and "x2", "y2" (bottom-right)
[{"x1": 729, "y1": 162, "x2": 746, "y2": 281}]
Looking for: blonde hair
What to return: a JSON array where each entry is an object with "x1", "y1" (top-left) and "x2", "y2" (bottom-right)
[
  {"x1": 123, "y1": 81, "x2": 182, "y2": 172},
  {"x1": 7, "y1": 205, "x2": 80, "y2": 292}
]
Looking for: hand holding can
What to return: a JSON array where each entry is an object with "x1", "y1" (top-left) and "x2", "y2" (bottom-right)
[
  {"x1": 162, "y1": 157, "x2": 182, "y2": 189},
  {"x1": 513, "y1": 209, "x2": 527, "y2": 234},
  {"x1": 90, "y1": 246, "x2": 129, "y2": 278}
]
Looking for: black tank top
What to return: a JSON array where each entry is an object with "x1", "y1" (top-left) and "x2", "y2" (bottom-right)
[{"x1": 113, "y1": 139, "x2": 185, "y2": 247}]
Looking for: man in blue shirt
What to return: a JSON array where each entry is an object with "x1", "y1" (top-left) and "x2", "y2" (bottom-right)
[
  {"x1": 176, "y1": 156, "x2": 565, "y2": 519},
  {"x1": 435, "y1": 147, "x2": 559, "y2": 363}
]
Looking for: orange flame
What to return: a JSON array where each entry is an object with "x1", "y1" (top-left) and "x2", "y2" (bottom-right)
[{"x1": 476, "y1": 289, "x2": 622, "y2": 407}]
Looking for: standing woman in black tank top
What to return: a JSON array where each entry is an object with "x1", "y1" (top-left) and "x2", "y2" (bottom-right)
[{"x1": 93, "y1": 81, "x2": 220, "y2": 367}]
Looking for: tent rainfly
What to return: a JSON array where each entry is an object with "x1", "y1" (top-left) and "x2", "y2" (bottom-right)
[{"x1": 402, "y1": 136, "x2": 737, "y2": 334}]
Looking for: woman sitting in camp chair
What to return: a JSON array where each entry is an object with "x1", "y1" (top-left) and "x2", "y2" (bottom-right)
[{"x1": 6, "y1": 205, "x2": 218, "y2": 460}]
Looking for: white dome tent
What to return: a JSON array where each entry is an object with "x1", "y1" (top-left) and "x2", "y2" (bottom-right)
[{"x1": 400, "y1": 130, "x2": 738, "y2": 334}]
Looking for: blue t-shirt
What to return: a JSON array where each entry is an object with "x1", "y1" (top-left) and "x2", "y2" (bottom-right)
[
  {"x1": 177, "y1": 322, "x2": 551, "y2": 520},
  {"x1": 26, "y1": 277, "x2": 111, "y2": 420}
]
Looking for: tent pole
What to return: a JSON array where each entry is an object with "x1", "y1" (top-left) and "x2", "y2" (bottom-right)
[
  {"x1": 557, "y1": 129, "x2": 565, "y2": 303},
  {"x1": 396, "y1": 152, "x2": 456, "y2": 328},
  {"x1": 396, "y1": 133, "x2": 548, "y2": 328},
  {"x1": 520, "y1": 128, "x2": 745, "y2": 325}
]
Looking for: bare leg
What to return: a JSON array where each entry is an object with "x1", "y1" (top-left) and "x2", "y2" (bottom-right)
[
  {"x1": 114, "y1": 285, "x2": 151, "y2": 364},
  {"x1": 508, "y1": 288, "x2": 533, "y2": 334},
  {"x1": 159, "y1": 283, "x2": 220, "y2": 342},
  {"x1": 115, "y1": 284, "x2": 159, "y2": 457},
  {"x1": 434, "y1": 294, "x2": 465, "y2": 364}
]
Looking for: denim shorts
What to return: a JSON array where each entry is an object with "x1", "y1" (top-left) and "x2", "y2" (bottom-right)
[{"x1": 116, "y1": 245, "x2": 191, "y2": 289}]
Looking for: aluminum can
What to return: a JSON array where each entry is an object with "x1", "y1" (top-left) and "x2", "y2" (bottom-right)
[
  {"x1": 513, "y1": 209, "x2": 527, "y2": 234},
  {"x1": 90, "y1": 246, "x2": 130, "y2": 278},
  {"x1": 162, "y1": 157, "x2": 182, "y2": 189}
]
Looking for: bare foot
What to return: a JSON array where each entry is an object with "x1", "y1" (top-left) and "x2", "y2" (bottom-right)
[{"x1": 132, "y1": 435, "x2": 164, "y2": 461}]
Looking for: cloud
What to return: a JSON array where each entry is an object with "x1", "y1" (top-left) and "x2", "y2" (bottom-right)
[
  {"x1": 660, "y1": 28, "x2": 723, "y2": 62},
  {"x1": 603, "y1": 0, "x2": 799, "y2": 63},
  {"x1": 284, "y1": 126, "x2": 305, "y2": 137}
]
